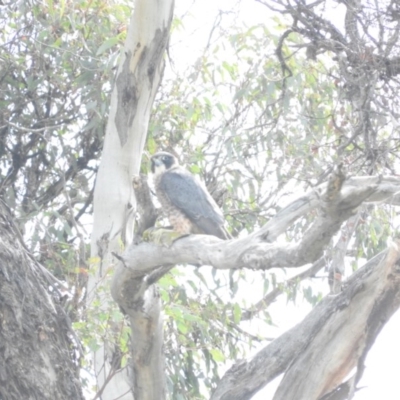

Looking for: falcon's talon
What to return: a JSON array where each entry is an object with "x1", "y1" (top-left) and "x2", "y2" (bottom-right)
[
  {"x1": 143, "y1": 227, "x2": 183, "y2": 248},
  {"x1": 142, "y1": 227, "x2": 157, "y2": 242},
  {"x1": 171, "y1": 232, "x2": 191, "y2": 243}
]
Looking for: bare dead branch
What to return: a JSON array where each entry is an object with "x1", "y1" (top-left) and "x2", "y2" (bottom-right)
[{"x1": 211, "y1": 241, "x2": 400, "y2": 400}]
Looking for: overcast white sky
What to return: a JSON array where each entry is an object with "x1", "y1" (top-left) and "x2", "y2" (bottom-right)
[{"x1": 172, "y1": 1, "x2": 400, "y2": 399}]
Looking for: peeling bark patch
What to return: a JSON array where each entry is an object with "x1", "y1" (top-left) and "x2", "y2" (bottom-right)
[
  {"x1": 114, "y1": 23, "x2": 170, "y2": 147},
  {"x1": 146, "y1": 28, "x2": 170, "y2": 84},
  {"x1": 115, "y1": 51, "x2": 138, "y2": 147}
]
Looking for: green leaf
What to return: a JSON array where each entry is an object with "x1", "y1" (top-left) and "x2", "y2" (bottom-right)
[
  {"x1": 233, "y1": 303, "x2": 242, "y2": 324},
  {"x1": 209, "y1": 349, "x2": 225, "y2": 362},
  {"x1": 177, "y1": 321, "x2": 188, "y2": 334},
  {"x1": 96, "y1": 36, "x2": 120, "y2": 56}
]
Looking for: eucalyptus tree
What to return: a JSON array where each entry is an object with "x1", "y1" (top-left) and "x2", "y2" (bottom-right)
[
  {"x1": 1, "y1": 0, "x2": 400, "y2": 399},
  {"x1": 98, "y1": 0, "x2": 400, "y2": 399}
]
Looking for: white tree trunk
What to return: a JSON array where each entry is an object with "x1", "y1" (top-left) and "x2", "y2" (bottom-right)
[{"x1": 89, "y1": 1, "x2": 174, "y2": 398}]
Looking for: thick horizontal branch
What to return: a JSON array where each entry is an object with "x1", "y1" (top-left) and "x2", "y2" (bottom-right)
[{"x1": 117, "y1": 174, "x2": 400, "y2": 280}]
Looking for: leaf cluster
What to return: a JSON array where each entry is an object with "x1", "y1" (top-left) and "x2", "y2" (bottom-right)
[{"x1": 0, "y1": 0, "x2": 130, "y2": 278}]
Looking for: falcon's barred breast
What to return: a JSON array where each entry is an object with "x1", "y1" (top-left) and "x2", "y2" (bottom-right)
[{"x1": 151, "y1": 152, "x2": 231, "y2": 240}]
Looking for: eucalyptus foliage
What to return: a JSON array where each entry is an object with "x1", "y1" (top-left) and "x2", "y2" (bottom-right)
[{"x1": 1, "y1": 0, "x2": 400, "y2": 398}]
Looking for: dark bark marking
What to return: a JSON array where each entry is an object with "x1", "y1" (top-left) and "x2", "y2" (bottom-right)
[
  {"x1": 114, "y1": 15, "x2": 171, "y2": 147},
  {"x1": 115, "y1": 50, "x2": 138, "y2": 147},
  {"x1": 146, "y1": 28, "x2": 169, "y2": 84}
]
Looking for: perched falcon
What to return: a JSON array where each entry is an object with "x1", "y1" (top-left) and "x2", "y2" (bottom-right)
[{"x1": 151, "y1": 152, "x2": 231, "y2": 240}]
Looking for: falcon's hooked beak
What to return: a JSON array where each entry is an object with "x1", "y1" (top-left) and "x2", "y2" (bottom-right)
[
  {"x1": 151, "y1": 152, "x2": 177, "y2": 175},
  {"x1": 151, "y1": 157, "x2": 166, "y2": 176}
]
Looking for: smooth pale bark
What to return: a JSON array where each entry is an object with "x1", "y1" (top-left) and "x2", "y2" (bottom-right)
[
  {"x1": 89, "y1": 1, "x2": 174, "y2": 399},
  {"x1": 211, "y1": 243, "x2": 400, "y2": 400}
]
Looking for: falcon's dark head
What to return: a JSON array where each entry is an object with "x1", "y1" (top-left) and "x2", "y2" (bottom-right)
[{"x1": 151, "y1": 152, "x2": 177, "y2": 175}]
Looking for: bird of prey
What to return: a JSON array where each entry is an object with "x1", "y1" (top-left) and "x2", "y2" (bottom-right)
[{"x1": 151, "y1": 152, "x2": 231, "y2": 240}]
